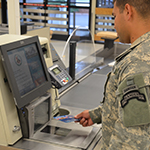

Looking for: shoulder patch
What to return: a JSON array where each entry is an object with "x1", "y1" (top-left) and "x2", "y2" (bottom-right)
[
  {"x1": 123, "y1": 85, "x2": 138, "y2": 94},
  {"x1": 121, "y1": 90, "x2": 146, "y2": 108}
]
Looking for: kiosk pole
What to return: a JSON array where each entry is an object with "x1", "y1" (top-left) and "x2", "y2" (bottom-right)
[{"x1": 69, "y1": 41, "x2": 76, "y2": 80}]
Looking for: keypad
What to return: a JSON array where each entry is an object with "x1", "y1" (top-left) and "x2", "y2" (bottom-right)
[{"x1": 56, "y1": 72, "x2": 69, "y2": 85}]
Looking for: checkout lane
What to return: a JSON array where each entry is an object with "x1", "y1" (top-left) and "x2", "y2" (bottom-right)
[
  {"x1": 0, "y1": 28, "x2": 129, "y2": 149},
  {"x1": 12, "y1": 65, "x2": 111, "y2": 150},
  {"x1": 0, "y1": 0, "x2": 126, "y2": 149},
  {"x1": 0, "y1": 33, "x2": 105, "y2": 150}
]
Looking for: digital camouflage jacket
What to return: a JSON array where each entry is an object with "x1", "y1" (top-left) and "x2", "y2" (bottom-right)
[{"x1": 89, "y1": 32, "x2": 150, "y2": 150}]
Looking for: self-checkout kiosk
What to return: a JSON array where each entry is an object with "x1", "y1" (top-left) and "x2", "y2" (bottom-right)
[{"x1": 0, "y1": 34, "x2": 101, "y2": 150}]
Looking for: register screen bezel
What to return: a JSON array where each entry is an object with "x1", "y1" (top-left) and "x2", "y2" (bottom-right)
[{"x1": 0, "y1": 36, "x2": 52, "y2": 108}]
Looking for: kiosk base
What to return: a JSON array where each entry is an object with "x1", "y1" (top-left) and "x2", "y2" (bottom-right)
[{"x1": 12, "y1": 105, "x2": 102, "y2": 150}]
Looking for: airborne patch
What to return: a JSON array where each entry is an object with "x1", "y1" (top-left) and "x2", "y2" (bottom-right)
[{"x1": 121, "y1": 90, "x2": 146, "y2": 108}]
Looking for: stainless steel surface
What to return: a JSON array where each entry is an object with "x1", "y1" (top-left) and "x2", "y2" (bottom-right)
[
  {"x1": 13, "y1": 139, "x2": 80, "y2": 150},
  {"x1": 32, "y1": 121, "x2": 99, "y2": 149},
  {"x1": 13, "y1": 105, "x2": 102, "y2": 150},
  {"x1": 60, "y1": 74, "x2": 107, "y2": 109},
  {"x1": 89, "y1": 128, "x2": 102, "y2": 150},
  {"x1": 31, "y1": 105, "x2": 101, "y2": 149}
]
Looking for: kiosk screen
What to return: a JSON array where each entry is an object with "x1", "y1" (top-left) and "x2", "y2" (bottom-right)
[{"x1": 0, "y1": 36, "x2": 52, "y2": 108}]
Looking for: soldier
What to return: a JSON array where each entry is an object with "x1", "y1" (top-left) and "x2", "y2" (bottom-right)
[{"x1": 75, "y1": 0, "x2": 150, "y2": 149}]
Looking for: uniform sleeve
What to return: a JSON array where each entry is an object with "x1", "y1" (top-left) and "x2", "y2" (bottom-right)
[
  {"x1": 89, "y1": 106, "x2": 102, "y2": 124},
  {"x1": 108, "y1": 73, "x2": 150, "y2": 149},
  {"x1": 108, "y1": 119, "x2": 150, "y2": 150}
]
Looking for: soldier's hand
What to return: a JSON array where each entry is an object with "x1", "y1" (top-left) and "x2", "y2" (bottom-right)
[{"x1": 74, "y1": 110, "x2": 94, "y2": 127}]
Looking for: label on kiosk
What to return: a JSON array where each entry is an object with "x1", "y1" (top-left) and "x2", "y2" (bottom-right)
[{"x1": 48, "y1": 64, "x2": 72, "y2": 89}]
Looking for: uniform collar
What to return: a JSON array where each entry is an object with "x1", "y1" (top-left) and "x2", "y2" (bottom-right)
[{"x1": 115, "y1": 31, "x2": 150, "y2": 62}]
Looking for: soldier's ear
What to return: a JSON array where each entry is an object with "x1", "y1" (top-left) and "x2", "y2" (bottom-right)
[{"x1": 124, "y1": 3, "x2": 133, "y2": 21}]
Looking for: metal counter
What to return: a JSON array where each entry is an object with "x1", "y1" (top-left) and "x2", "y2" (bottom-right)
[{"x1": 13, "y1": 105, "x2": 102, "y2": 150}]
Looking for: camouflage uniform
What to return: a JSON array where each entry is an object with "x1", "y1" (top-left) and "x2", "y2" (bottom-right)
[{"x1": 89, "y1": 32, "x2": 150, "y2": 150}]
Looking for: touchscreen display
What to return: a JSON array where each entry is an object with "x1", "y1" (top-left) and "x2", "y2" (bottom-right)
[
  {"x1": 7, "y1": 43, "x2": 47, "y2": 96},
  {"x1": 52, "y1": 67, "x2": 61, "y2": 75}
]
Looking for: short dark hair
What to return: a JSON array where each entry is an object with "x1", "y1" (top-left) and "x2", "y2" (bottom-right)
[{"x1": 113, "y1": 0, "x2": 150, "y2": 18}]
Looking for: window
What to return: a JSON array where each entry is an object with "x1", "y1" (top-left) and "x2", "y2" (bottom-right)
[{"x1": 96, "y1": 0, "x2": 113, "y2": 7}]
